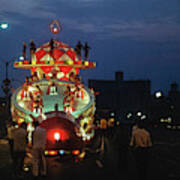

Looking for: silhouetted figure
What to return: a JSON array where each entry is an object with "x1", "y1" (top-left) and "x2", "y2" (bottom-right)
[
  {"x1": 31, "y1": 71, "x2": 39, "y2": 81},
  {"x1": 22, "y1": 42, "x2": 27, "y2": 59},
  {"x1": 7, "y1": 121, "x2": 17, "y2": 161},
  {"x1": 83, "y1": 42, "x2": 91, "y2": 60},
  {"x1": 12, "y1": 122, "x2": 28, "y2": 178},
  {"x1": 32, "y1": 121, "x2": 47, "y2": 178},
  {"x1": 129, "y1": 120, "x2": 152, "y2": 180},
  {"x1": 69, "y1": 71, "x2": 76, "y2": 82},
  {"x1": 75, "y1": 41, "x2": 83, "y2": 59},
  {"x1": 43, "y1": 73, "x2": 46, "y2": 79},
  {"x1": 50, "y1": 38, "x2": 54, "y2": 55},
  {"x1": 115, "y1": 124, "x2": 130, "y2": 177},
  {"x1": 54, "y1": 103, "x2": 59, "y2": 111},
  {"x1": 30, "y1": 40, "x2": 36, "y2": 59}
]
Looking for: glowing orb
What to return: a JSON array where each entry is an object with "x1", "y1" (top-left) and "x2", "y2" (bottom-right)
[
  {"x1": 1, "y1": 23, "x2": 8, "y2": 30},
  {"x1": 54, "y1": 132, "x2": 61, "y2": 141}
]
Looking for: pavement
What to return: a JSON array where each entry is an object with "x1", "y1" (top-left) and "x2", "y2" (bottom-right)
[{"x1": 0, "y1": 127, "x2": 180, "y2": 180}]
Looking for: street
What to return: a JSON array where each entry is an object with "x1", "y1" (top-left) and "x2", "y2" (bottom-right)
[{"x1": 0, "y1": 126, "x2": 180, "y2": 180}]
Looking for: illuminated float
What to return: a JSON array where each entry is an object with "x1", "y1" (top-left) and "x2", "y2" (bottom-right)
[{"x1": 11, "y1": 21, "x2": 97, "y2": 155}]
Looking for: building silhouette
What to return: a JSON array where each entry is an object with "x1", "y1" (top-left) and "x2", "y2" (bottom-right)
[
  {"x1": 168, "y1": 82, "x2": 180, "y2": 123},
  {"x1": 88, "y1": 72, "x2": 151, "y2": 122}
]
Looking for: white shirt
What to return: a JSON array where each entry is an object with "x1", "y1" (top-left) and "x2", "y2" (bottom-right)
[{"x1": 32, "y1": 126, "x2": 47, "y2": 149}]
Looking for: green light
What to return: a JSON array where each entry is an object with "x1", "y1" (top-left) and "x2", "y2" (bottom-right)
[{"x1": 44, "y1": 150, "x2": 49, "y2": 155}]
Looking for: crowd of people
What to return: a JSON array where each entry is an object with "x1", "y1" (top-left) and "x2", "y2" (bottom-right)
[
  {"x1": 6, "y1": 116, "x2": 153, "y2": 180},
  {"x1": 95, "y1": 117, "x2": 153, "y2": 180}
]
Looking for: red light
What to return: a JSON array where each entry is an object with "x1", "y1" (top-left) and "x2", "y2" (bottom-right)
[
  {"x1": 48, "y1": 150, "x2": 58, "y2": 156},
  {"x1": 72, "y1": 150, "x2": 80, "y2": 155},
  {"x1": 47, "y1": 129, "x2": 69, "y2": 142}
]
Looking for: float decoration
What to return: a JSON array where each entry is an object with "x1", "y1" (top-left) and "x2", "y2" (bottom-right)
[{"x1": 11, "y1": 23, "x2": 96, "y2": 141}]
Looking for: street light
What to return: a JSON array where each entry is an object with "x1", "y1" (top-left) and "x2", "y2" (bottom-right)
[
  {"x1": 0, "y1": 22, "x2": 9, "y2": 30},
  {"x1": 155, "y1": 91, "x2": 163, "y2": 98},
  {"x1": 137, "y1": 111, "x2": 142, "y2": 117}
]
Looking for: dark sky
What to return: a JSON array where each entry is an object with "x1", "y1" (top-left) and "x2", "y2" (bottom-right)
[{"x1": 1, "y1": 0, "x2": 180, "y2": 95}]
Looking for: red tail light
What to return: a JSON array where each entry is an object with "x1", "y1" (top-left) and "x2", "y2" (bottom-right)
[
  {"x1": 48, "y1": 150, "x2": 58, "y2": 156},
  {"x1": 72, "y1": 150, "x2": 80, "y2": 155}
]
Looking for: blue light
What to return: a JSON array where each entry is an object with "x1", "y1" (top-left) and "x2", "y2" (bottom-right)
[{"x1": 59, "y1": 150, "x2": 64, "y2": 155}]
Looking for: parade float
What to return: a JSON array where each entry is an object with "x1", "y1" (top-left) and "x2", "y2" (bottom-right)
[{"x1": 11, "y1": 21, "x2": 97, "y2": 158}]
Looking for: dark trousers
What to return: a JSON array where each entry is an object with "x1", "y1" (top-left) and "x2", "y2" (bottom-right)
[
  {"x1": 118, "y1": 146, "x2": 128, "y2": 172},
  {"x1": 8, "y1": 139, "x2": 14, "y2": 159},
  {"x1": 13, "y1": 151, "x2": 26, "y2": 176},
  {"x1": 133, "y1": 147, "x2": 150, "y2": 180}
]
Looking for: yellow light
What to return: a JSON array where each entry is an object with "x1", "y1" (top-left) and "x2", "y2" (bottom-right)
[
  {"x1": 66, "y1": 60, "x2": 73, "y2": 65},
  {"x1": 160, "y1": 118, "x2": 164, "y2": 122},
  {"x1": 18, "y1": 118, "x2": 24, "y2": 124},
  {"x1": 79, "y1": 151, "x2": 86, "y2": 159},
  {"x1": 84, "y1": 61, "x2": 89, "y2": 66},
  {"x1": 45, "y1": 151, "x2": 49, "y2": 155},
  {"x1": 49, "y1": 150, "x2": 58, "y2": 155},
  {"x1": 32, "y1": 60, "x2": 36, "y2": 65},
  {"x1": 24, "y1": 167, "x2": 29, "y2": 172}
]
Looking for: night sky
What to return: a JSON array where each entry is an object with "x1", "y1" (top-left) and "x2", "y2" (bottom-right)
[{"x1": 0, "y1": 0, "x2": 180, "y2": 95}]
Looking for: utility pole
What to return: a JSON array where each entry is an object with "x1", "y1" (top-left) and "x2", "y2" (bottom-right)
[
  {"x1": 1, "y1": 62, "x2": 11, "y2": 109},
  {"x1": 0, "y1": 61, "x2": 11, "y2": 137}
]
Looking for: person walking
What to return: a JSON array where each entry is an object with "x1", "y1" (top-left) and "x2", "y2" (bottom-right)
[
  {"x1": 12, "y1": 122, "x2": 28, "y2": 178},
  {"x1": 7, "y1": 121, "x2": 17, "y2": 161},
  {"x1": 32, "y1": 121, "x2": 47, "y2": 178},
  {"x1": 129, "y1": 120, "x2": 152, "y2": 180}
]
